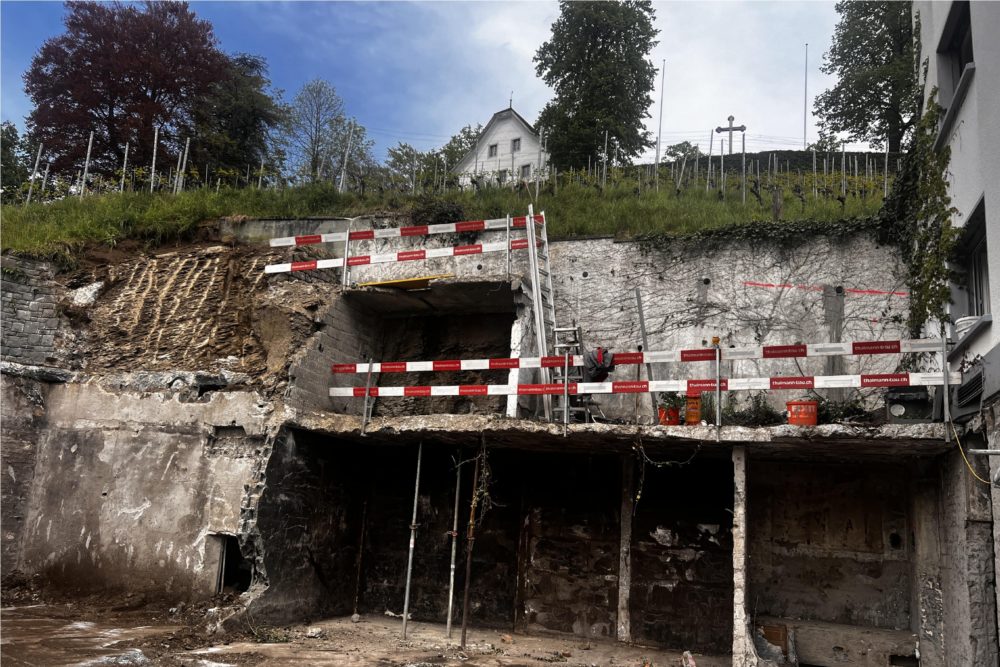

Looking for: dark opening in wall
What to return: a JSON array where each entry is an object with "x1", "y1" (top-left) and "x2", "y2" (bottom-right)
[
  {"x1": 216, "y1": 535, "x2": 251, "y2": 593},
  {"x1": 250, "y1": 430, "x2": 734, "y2": 653}
]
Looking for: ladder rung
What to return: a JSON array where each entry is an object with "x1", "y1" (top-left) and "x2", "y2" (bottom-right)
[
  {"x1": 537, "y1": 253, "x2": 548, "y2": 260},
  {"x1": 553, "y1": 327, "x2": 578, "y2": 333},
  {"x1": 555, "y1": 343, "x2": 578, "y2": 349}
]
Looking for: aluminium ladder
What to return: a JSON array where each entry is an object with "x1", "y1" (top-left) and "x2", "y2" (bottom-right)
[{"x1": 524, "y1": 205, "x2": 557, "y2": 421}]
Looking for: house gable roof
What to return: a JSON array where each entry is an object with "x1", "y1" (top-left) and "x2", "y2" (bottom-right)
[{"x1": 453, "y1": 107, "x2": 539, "y2": 173}]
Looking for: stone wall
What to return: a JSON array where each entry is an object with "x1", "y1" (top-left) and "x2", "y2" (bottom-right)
[
  {"x1": 1, "y1": 256, "x2": 64, "y2": 366},
  {"x1": 0, "y1": 372, "x2": 48, "y2": 575},
  {"x1": 16, "y1": 380, "x2": 270, "y2": 598}
]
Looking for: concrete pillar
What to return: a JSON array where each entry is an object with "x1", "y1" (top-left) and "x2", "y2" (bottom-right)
[
  {"x1": 731, "y1": 445, "x2": 757, "y2": 666},
  {"x1": 985, "y1": 402, "x2": 1000, "y2": 657},
  {"x1": 616, "y1": 454, "x2": 634, "y2": 642}
]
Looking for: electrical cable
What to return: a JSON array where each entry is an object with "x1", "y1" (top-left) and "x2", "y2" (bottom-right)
[{"x1": 952, "y1": 420, "x2": 992, "y2": 485}]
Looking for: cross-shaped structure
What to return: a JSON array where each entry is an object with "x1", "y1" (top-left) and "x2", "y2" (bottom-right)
[{"x1": 715, "y1": 115, "x2": 747, "y2": 155}]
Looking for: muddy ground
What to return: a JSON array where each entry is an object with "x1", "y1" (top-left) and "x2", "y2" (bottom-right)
[{"x1": 1, "y1": 582, "x2": 728, "y2": 666}]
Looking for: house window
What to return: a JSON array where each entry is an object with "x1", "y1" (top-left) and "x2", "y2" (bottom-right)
[
  {"x1": 520, "y1": 164, "x2": 531, "y2": 180},
  {"x1": 488, "y1": 144, "x2": 498, "y2": 158},
  {"x1": 938, "y1": 1, "x2": 973, "y2": 97},
  {"x1": 958, "y1": 199, "x2": 990, "y2": 318},
  {"x1": 511, "y1": 138, "x2": 521, "y2": 153}
]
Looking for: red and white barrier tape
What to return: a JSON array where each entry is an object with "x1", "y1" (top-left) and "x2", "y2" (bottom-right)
[
  {"x1": 269, "y1": 215, "x2": 544, "y2": 247},
  {"x1": 331, "y1": 339, "x2": 942, "y2": 374},
  {"x1": 265, "y1": 238, "x2": 532, "y2": 274},
  {"x1": 329, "y1": 372, "x2": 961, "y2": 397}
]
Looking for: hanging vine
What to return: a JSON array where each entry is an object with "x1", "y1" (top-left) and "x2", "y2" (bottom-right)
[{"x1": 877, "y1": 88, "x2": 959, "y2": 337}]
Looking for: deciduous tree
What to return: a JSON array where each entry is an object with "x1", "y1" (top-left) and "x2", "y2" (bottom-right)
[
  {"x1": 1, "y1": 122, "x2": 30, "y2": 203},
  {"x1": 534, "y1": 0, "x2": 658, "y2": 169},
  {"x1": 814, "y1": 1, "x2": 918, "y2": 153},
  {"x1": 24, "y1": 1, "x2": 228, "y2": 176}
]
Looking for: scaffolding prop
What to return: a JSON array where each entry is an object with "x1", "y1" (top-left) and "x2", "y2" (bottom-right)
[
  {"x1": 446, "y1": 456, "x2": 462, "y2": 638},
  {"x1": 400, "y1": 443, "x2": 423, "y2": 639},
  {"x1": 460, "y1": 443, "x2": 483, "y2": 649}
]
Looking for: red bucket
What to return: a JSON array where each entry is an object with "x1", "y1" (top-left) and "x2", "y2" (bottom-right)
[
  {"x1": 787, "y1": 400, "x2": 818, "y2": 426},
  {"x1": 658, "y1": 406, "x2": 680, "y2": 425}
]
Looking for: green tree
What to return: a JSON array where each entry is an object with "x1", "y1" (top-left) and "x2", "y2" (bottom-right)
[
  {"x1": 438, "y1": 124, "x2": 483, "y2": 170},
  {"x1": 662, "y1": 141, "x2": 701, "y2": 160},
  {"x1": 814, "y1": 1, "x2": 918, "y2": 153},
  {"x1": 191, "y1": 54, "x2": 286, "y2": 181},
  {"x1": 534, "y1": 0, "x2": 658, "y2": 169},
  {"x1": 1, "y1": 122, "x2": 30, "y2": 203}
]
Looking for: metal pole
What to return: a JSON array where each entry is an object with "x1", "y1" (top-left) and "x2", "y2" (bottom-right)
[
  {"x1": 741, "y1": 133, "x2": 746, "y2": 205},
  {"x1": 634, "y1": 288, "x2": 657, "y2": 422},
  {"x1": 401, "y1": 443, "x2": 423, "y2": 639},
  {"x1": 714, "y1": 336, "x2": 722, "y2": 440},
  {"x1": 150, "y1": 127, "x2": 159, "y2": 193},
  {"x1": 655, "y1": 58, "x2": 665, "y2": 192},
  {"x1": 446, "y1": 459, "x2": 462, "y2": 638},
  {"x1": 173, "y1": 143, "x2": 184, "y2": 194},
  {"x1": 505, "y1": 214, "x2": 511, "y2": 280},
  {"x1": 563, "y1": 350, "x2": 570, "y2": 436},
  {"x1": 360, "y1": 356, "x2": 374, "y2": 436},
  {"x1": 706, "y1": 131, "x2": 713, "y2": 192},
  {"x1": 257, "y1": 157, "x2": 264, "y2": 189},
  {"x1": 460, "y1": 448, "x2": 482, "y2": 649},
  {"x1": 602, "y1": 130, "x2": 608, "y2": 188},
  {"x1": 339, "y1": 121, "x2": 355, "y2": 193},
  {"x1": 179, "y1": 137, "x2": 191, "y2": 192},
  {"x1": 884, "y1": 137, "x2": 890, "y2": 198},
  {"x1": 342, "y1": 219, "x2": 354, "y2": 288},
  {"x1": 942, "y1": 327, "x2": 950, "y2": 443},
  {"x1": 25, "y1": 142, "x2": 43, "y2": 206},
  {"x1": 80, "y1": 131, "x2": 93, "y2": 198},
  {"x1": 803, "y1": 43, "x2": 808, "y2": 149},
  {"x1": 40, "y1": 161, "x2": 50, "y2": 197},
  {"x1": 352, "y1": 499, "x2": 367, "y2": 617},
  {"x1": 120, "y1": 141, "x2": 129, "y2": 192}
]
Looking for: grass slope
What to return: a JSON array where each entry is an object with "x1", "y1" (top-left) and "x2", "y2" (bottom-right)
[{"x1": 1, "y1": 171, "x2": 886, "y2": 265}]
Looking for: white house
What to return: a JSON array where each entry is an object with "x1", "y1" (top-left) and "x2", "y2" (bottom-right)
[{"x1": 452, "y1": 107, "x2": 549, "y2": 187}]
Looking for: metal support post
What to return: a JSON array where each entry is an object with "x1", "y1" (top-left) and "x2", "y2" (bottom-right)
[
  {"x1": 505, "y1": 214, "x2": 511, "y2": 279},
  {"x1": 401, "y1": 443, "x2": 423, "y2": 639},
  {"x1": 446, "y1": 458, "x2": 462, "y2": 638},
  {"x1": 360, "y1": 357, "x2": 374, "y2": 436},
  {"x1": 342, "y1": 219, "x2": 354, "y2": 288},
  {"x1": 25, "y1": 143, "x2": 43, "y2": 206},
  {"x1": 149, "y1": 127, "x2": 159, "y2": 193},
  {"x1": 80, "y1": 131, "x2": 93, "y2": 198},
  {"x1": 714, "y1": 336, "x2": 722, "y2": 440},
  {"x1": 460, "y1": 447, "x2": 483, "y2": 649},
  {"x1": 563, "y1": 350, "x2": 570, "y2": 436},
  {"x1": 942, "y1": 328, "x2": 950, "y2": 443},
  {"x1": 120, "y1": 142, "x2": 130, "y2": 192},
  {"x1": 635, "y1": 288, "x2": 657, "y2": 422}
]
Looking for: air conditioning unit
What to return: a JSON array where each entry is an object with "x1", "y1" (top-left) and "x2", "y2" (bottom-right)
[{"x1": 949, "y1": 341, "x2": 1000, "y2": 421}]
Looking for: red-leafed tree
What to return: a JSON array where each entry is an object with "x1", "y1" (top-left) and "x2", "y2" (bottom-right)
[{"x1": 24, "y1": 1, "x2": 228, "y2": 176}]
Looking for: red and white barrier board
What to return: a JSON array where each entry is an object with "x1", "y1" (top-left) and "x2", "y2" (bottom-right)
[
  {"x1": 265, "y1": 238, "x2": 532, "y2": 274},
  {"x1": 329, "y1": 372, "x2": 961, "y2": 397},
  {"x1": 331, "y1": 339, "x2": 942, "y2": 374},
  {"x1": 269, "y1": 215, "x2": 544, "y2": 247}
]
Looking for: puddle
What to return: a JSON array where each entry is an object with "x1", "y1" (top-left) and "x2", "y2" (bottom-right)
[{"x1": 0, "y1": 605, "x2": 175, "y2": 667}]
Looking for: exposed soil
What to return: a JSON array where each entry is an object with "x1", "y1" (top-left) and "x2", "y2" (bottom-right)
[{"x1": 1, "y1": 600, "x2": 729, "y2": 666}]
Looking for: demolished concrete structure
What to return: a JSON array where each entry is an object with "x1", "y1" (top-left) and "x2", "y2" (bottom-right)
[{"x1": 2, "y1": 215, "x2": 998, "y2": 666}]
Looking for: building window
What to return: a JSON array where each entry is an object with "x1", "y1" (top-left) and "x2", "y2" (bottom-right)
[
  {"x1": 958, "y1": 199, "x2": 990, "y2": 318},
  {"x1": 488, "y1": 144, "x2": 498, "y2": 158},
  {"x1": 511, "y1": 138, "x2": 521, "y2": 153},
  {"x1": 938, "y1": 1, "x2": 973, "y2": 97},
  {"x1": 520, "y1": 164, "x2": 531, "y2": 180}
]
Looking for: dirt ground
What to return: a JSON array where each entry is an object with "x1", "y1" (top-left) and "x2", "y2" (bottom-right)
[{"x1": 1, "y1": 597, "x2": 730, "y2": 667}]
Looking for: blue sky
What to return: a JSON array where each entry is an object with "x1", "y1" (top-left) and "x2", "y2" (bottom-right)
[{"x1": 1, "y1": 1, "x2": 865, "y2": 162}]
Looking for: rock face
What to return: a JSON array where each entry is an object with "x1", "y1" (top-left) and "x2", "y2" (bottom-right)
[{"x1": 1, "y1": 218, "x2": 996, "y2": 663}]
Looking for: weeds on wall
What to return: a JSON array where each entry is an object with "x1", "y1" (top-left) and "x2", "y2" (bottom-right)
[{"x1": 877, "y1": 90, "x2": 958, "y2": 337}]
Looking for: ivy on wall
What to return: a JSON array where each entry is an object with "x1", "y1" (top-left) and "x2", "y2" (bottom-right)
[{"x1": 877, "y1": 89, "x2": 958, "y2": 337}]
